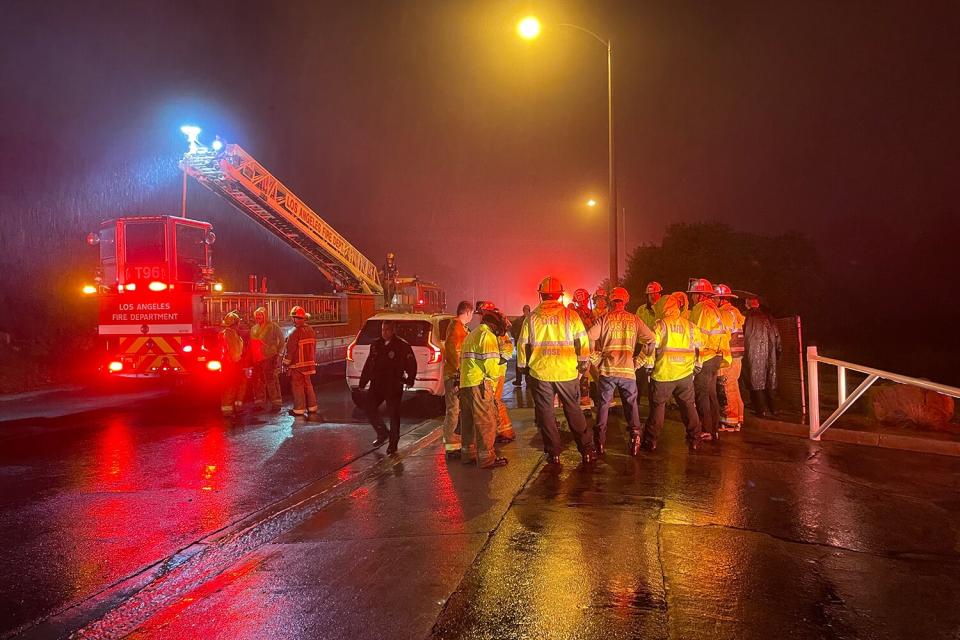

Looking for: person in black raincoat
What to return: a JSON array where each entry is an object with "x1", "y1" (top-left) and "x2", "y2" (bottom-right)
[{"x1": 743, "y1": 297, "x2": 781, "y2": 417}]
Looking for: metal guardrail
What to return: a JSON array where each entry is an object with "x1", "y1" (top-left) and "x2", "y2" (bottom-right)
[{"x1": 806, "y1": 346, "x2": 960, "y2": 440}]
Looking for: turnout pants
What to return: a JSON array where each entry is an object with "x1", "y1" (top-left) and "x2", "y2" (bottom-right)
[
  {"x1": 644, "y1": 375, "x2": 702, "y2": 445},
  {"x1": 220, "y1": 362, "x2": 246, "y2": 414},
  {"x1": 367, "y1": 383, "x2": 403, "y2": 448},
  {"x1": 442, "y1": 376, "x2": 462, "y2": 452},
  {"x1": 459, "y1": 380, "x2": 500, "y2": 466},
  {"x1": 290, "y1": 369, "x2": 318, "y2": 415},
  {"x1": 529, "y1": 377, "x2": 593, "y2": 457},
  {"x1": 694, "y1": 356, "x2": 723, "y2": 436},
  {"x1": 720, "y1": 357, "x2": 744, "y2": 426},
  {"x1": 494, "y1": 376, "x2": 515, "y2": 439},
  {"x1": 252, "y1": 356, "x2": 282, "y2": 408},
  {"x1": 750, "y1": 388, "x2": 778, "y2": 415},
  {"x1": 595, "y1": 375, "x2": 642, "y2": 448}
]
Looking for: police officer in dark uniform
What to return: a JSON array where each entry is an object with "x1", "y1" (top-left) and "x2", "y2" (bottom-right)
[{"x1": 358, "y1": 320, "x2": 417, "y2": 454}]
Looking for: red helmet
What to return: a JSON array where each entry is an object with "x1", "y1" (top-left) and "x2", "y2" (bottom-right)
[
  {"x1": 714, "y1": 283, "x2": 738, "y2": 298},
  {"x1": 289, "y1": 305, "x2": 310, "y2": 319},
  {"x1": 645, "y1": 281, "x2": 663, "y2": 295},
  {"x1": 687, "y1": 278, "x2": 714, "y2": 295},
  {"x1": 610, "y1": 287, "x2": 630, "y2": 303},
  {"x1": 538, "y1": 276, "x2": 564, "y2": 296},
  {"x1": 573, "y1": 288, "x2": 590, "y2": 304},
  {"x1": 594, "y1": 287, "x2": 608, "y2": 299},
  {"x1": 476, "y1": 300, "x2": 497, "y2": 312}
]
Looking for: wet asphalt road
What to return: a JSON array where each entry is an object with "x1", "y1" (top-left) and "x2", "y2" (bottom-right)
[
  {"x1": 0, "y1": 371, "x2": 439, "y2": 636},
  {"x1": 67, "y1": 382, "x2": 960, "y2": 640}
]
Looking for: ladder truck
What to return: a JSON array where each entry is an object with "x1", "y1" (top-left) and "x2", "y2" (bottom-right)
[{"x1": 84, "y1": 132, "x2": 440, "y2": 378}]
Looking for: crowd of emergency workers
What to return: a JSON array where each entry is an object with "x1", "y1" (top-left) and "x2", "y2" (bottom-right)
[
  {"x1": 214, "y1": 276, "x2": 782, "y2": 469},
  {"x1": 438, "y1": 276, "x2": 782, "y2": 469}
]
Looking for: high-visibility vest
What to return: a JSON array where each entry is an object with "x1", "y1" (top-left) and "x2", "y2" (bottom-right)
[
  {"x1": 494, "y1": 333, "x2": 514, "y2": 378},
  {"x1": 517, "y1": 300, "x2": 590, "y2": 382},
  {"x1": 651, "y1": 315, "x2": 702, "y2": 382},
  {"x1": 690, "y1": 300, "x2": 728, "y2": 365},
  {"x1": 460, "y1": 324, "x2": 502, "y2": 388}
]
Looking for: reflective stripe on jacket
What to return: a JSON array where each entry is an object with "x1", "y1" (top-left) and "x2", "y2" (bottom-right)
[
  {"x1": 494, "y1": 333, "x2": 514, "y2": 379},
  {"x1": 517, "y1": 300, "x2": 590, "y2": 382},
  {"x1": 690, "y1": 300, "x2": 728, "y2": 365},
  {"x1": 652, "y1": 315, "x2": 703, "y2": 382},
  {"x1": 460, "y1": 324, "x2": 503, "y2": 388},
  {"x1": 588, "y1": 309, "x2": 655, "y2": 379},
  {"x1": 284, "y1": 324, "x2": 317, "y2": 373},
  {"x1": 442, "y1": 319, "x2": 468, "y2": 380}
]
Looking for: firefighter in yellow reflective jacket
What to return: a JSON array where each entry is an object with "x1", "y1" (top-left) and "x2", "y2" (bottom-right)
[
  {"x1": 476, "y1": 300, "x2": 517, "y2": 443},
  {"x1": 642, "y1": 295, "x2": 703, "y2": 451},
  {"x1": 459, "y1": 309, "x2": 509, "y2": 469},
  {"x1": 219, "y1": 311, "x2": 246, "y2": 416},
  {"x1": 588, "y1": 287, "x2": 655, "y2": 456},
  {"x1": 518, "y1": 276, "x2": 597, "y2": 465},
  {"x1": 250, "y1": 306, "x2": 284, "y2": 413},
  {"x1": 688, "y1": 278, "x2": 727, "y2": 441},
  {"x1": 715, "y1": 284, "x2": 746, "y2": 430},
  {"x1": 283, "y1": 306, "x2": 318, "y2": 418},
  {"x1": 636, "y1": 281, "x2": 666, "y2": 331}
]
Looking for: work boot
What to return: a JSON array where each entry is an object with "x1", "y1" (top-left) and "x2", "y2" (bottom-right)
[
  {"x1": 629, "y1": 437, "x2": 642, "y2": 457},
  {"x1": 386, "y1": 441, "x2": 399, "y2": 455},
  {"x1": 480, "y1": 457, "x2": 509, "y2": 469},
  {"x1": 545, "y1": 454, "x2": 561, "y2": 466},
  {"x1": 445, "y1": 449, "x2": 462, "y2": 460},
  {"x1": 581, "y1": 449, "x2": 598, "y2": 465},
  {"x1": 372, "y1": 430, "x2": 389, "y2": 447},
  {"x1": 688, "y1": 438, "x2": 701, "y2": 452},
  {"x1": 288, "y1": 409, "x2": 305, "y2": 417}
]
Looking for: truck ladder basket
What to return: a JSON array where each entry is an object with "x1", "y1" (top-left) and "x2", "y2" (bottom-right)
[{"x1": 181, "y1": 144, "x2": 383, "y2": 295}]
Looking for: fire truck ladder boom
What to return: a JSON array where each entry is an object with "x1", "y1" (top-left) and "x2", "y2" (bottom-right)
[{"x1": 180, "y1": 144, "x2": 383, "y2": 295}]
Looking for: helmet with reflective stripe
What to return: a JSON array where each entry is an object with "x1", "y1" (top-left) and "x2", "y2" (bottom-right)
[
  {"x1": 289, "y1": 305, "x2": 310, "y2": 319},
  {"x1": 610, "y1": 287, "x2": 630, "y2": 303},
  {"x1": 538, "y1": 276, "x2": 564, "y2": 296},
  {"x1": 644, "y1": 281, "x2": 663, "y2": 295},
  {"x1": 573, "y1": 288, "x2": 590, "y2": 304},
  {"x1": 221, "y1": 311, "x2": 241, "y2": 327},
  {"x1": 714, "y1": 283, "x2": 738, "y2": 298},
  {"x1": 687, "y1": 278, "x2": 714, "y2": 294}
]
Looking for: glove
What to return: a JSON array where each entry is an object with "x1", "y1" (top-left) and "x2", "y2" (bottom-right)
[
  {"x1": 577, "y1": 361, "x2": 589, "y2": 375},
  {"x1": 694, "y1": 363, "x2": 703, "y2": 375}
]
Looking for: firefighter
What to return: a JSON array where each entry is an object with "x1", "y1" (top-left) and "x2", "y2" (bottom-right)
[
  {"x1": 715, "y1": 284, "x2": 746, "y2": 431},
  {"x1": 441, "y1": 301, "x2": 473, "y2": 458},
  {"x1": 588, "y1": 287, "x2": 655, "y2": 456},
  {"x1": 672, "y1": 291, "x2": 691, "y2": 320},
  {"x1": 219, "y1": 310, "x2": 246, "y2": 416},
  {"x1": 380, "y1": 252, "x2": 399, "y2": 306},
  {"x1": 458, "y1": 309, "x2": 510, "y2": 469},
  {"x1": 475, "y1": 301, "x2": 516, "y2": 442},
  {"x1": 250, "y1": 306, "x2": 284, "y2": 413},
  {"x1": 592, "y1": 287, "x2": 609, "y2": 320},
  {"x1": 636, "y1": 281, "x2": 666, "y2": 430},
  {"x1": 642, "y1": 294, "x2": 703, "y2": 451},
  {"x1": 283, "y1": 306, "x2": 319, "y2": 419},
  {"x1": 571, "y1": 288, "x2": 594, "y2": 407},
  {"x1": 358, "y1": 320, "x2": 417, "y2": 454},
  {"x1": 688, "y1": 278, "x2": 727, "y2": 441},
  {"x1": 517, "y1": 276, "x2": 597, "y2": 466},
  {"x1": 743, "y1": 296, "x2": 782, "y2": 418},
  {"x1": 510, "y1": 305, "x2": 532, "y2": 387}
]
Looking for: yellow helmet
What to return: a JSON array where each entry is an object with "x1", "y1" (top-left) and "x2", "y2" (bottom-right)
[{"x1": 289, "y1": 305, "x2": 310, "y2": 319}]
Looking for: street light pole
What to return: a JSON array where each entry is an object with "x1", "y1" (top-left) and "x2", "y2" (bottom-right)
[{"x1": 522, "y1": 19, "x2": 618, "y2": 285}]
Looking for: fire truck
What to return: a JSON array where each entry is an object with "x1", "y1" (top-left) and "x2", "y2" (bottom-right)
[{"x1": 85, "y1": 133, "x2": 441, "y2": 377}]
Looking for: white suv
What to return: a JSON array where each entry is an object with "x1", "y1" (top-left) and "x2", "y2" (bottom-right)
[{"x1": 345, "y1": 312, "x2": 454, "y2": 407}]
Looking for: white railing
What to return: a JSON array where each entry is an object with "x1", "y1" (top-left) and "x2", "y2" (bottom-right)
[{"x1": 806, "y1": 346, "x2": 960, "y2": 440}]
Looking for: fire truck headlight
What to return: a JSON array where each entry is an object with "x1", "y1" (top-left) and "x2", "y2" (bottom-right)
[
  {"x1": 124, "y1": 283, "x2": 137, "y2": 292},
  {"x1": 82, "y1": 285, "x2": 97, "y2": 295},
  {"x1": 108, "y1": 361, "x2": 124, "y2": 373},
  {"x1": 212, "y1": 282, "x2": 224, "y2": 292},
  {"x1": 207, "y1": 360, "x2": 222, "y2": 371},
  {"x1": 182, "y1": 344, "x2": 193, "y2": 353},
  {"x1": 148, "y1": 281, "x2": 168, "y2": 292}
]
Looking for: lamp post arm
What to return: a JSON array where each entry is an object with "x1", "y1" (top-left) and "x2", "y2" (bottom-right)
[{"x1": 556, "y1": 23, "x2": 610, "y2": 48}]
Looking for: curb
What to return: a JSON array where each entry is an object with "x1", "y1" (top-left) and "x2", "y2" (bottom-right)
[
  {"x1": 9, "y1": 419, "x2": 443, "y2": 640},
  {"x1": 746, "y1": 417, "x2": 960, "y2": 458}
]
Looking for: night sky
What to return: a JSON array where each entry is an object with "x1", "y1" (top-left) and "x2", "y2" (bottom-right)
[{"x1": 1, "y1": 0, "x2": 957, "y2": 317}]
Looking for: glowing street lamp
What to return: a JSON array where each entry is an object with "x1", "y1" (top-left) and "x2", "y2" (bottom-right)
[
  {"x1": 517, "y1": 16, "x2": 619, "y2": 284},
  {"x1": 586, "y1": 198, "x2": 598, "y2": 208},
  {"x1": 517, "y1": 16, "x2": 541, "y2": 40}
]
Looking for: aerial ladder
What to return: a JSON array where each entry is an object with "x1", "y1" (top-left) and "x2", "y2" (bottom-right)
[{"x1": 180, "y1": 139, "x2": 383, "y2": 295}]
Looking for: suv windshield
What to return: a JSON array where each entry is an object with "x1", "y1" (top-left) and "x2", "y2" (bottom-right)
[{"x1": 356, "y1": 320, "x2": 432, "y2": 346}]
